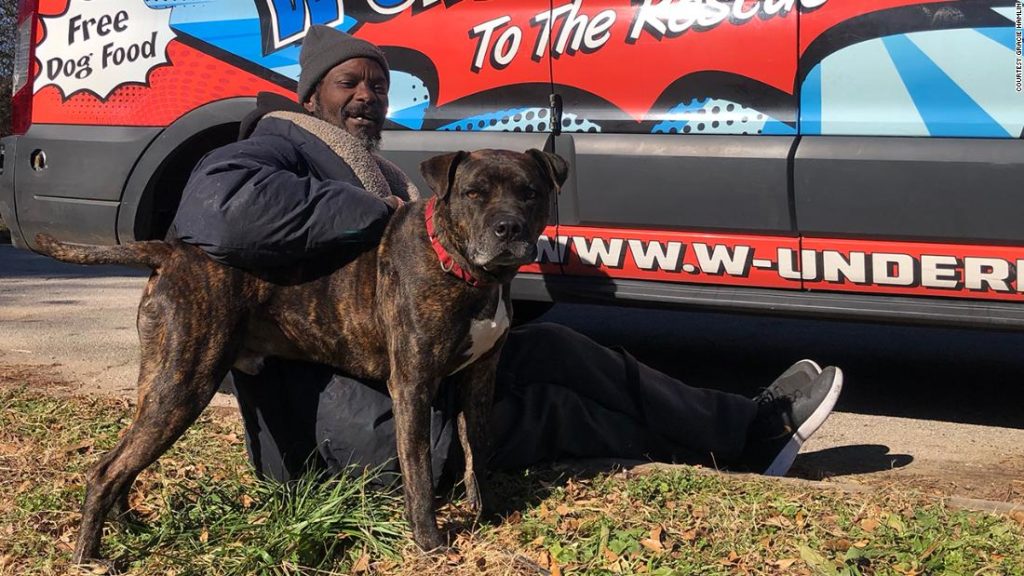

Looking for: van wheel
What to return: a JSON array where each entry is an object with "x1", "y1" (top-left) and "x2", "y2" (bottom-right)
[{"x1": 511, "y1": 300, "x2": 554, "y2": 326}]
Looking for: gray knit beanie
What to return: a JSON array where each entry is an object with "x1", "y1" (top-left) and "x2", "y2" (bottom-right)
[{"x1": 297, "y1": 25, "x2": 390, "y2": 104}]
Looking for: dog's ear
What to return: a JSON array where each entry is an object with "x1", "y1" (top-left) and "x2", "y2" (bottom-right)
[
  {"x1": 420, "y1": 151, "x2": 468, "y2": 200},
  {"x1": 526, "y1": 149, "x2": 569, "y2": 192}
]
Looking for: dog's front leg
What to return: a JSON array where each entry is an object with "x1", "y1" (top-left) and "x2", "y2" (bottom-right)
[
  {"x1": 388, "y1": 366, "x2": 446, "y2": 551},
  {"x1": 452, "y1": 348, "x2": 501, "y2": 518}
]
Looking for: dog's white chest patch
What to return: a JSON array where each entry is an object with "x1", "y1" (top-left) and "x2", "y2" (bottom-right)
[{"x1": 452, "y1": 286, "x2": 509, "y2": 374}]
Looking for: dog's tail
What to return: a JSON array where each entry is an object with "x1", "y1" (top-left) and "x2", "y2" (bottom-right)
[{"x1": 35, "y1": 233, "x2": 172, "y2": 269}]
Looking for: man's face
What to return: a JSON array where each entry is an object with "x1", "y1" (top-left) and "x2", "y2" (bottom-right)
[{"x1": 304, "y1": 58, "x2": 389, "y2": 150}]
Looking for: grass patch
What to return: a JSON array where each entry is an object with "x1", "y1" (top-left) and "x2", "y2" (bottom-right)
[
  {"x1": 0, "y1": 384, "x2": 405, "y2": 574},
  {"x1": 509, "y1": 472, "x2": 1024, "y2": 575},
  {"x1": 1, "y1": 381, "x2": 1023, "y2": 575},
  {"x1": 108, "y1": 467, "x2": 406, "y2": 575}
]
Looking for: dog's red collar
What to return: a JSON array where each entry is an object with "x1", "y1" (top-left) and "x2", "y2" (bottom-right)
[{"x1": 425, "y1": 196, "x2": 487, "y2": 287}]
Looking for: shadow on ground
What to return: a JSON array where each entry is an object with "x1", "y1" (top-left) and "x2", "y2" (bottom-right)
[{"x1": 792, "y1": 444, "x2": 914, "y2": 480}]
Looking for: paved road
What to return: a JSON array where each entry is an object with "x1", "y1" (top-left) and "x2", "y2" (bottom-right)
[{"x1": 2, "y1": 243, "x2": 1023, "y2": 502}]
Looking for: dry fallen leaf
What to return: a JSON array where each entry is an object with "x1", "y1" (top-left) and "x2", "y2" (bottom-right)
[
  {"x1": 720, "y1": 551, "x2": 740, "y2": 565},
  {"x1": 918, "y1": 540, "x2": 940, "y2": 562},
  {"x1": 860, "y1": 518, "x2": 880, "y2": 532},
  {"x1": 765, "y1": 515, "x2": 791, "y2": 528},
  {"x1": 199, "y1": 527, "x2": 209, "y2": 544},
  {"x1": 556, "y1": 504, "x2": 571, "y2": 516},
  {"x1": 825, "y1": 538, "x2": 851, "y2": 552},
  {"x1": 64, "y1": 438, "x2": 95, "y2": 455},
  {"x1": 680, "y1": 528, "x2": 698, "y2": 542},
  {"x1": 351, "y1": 552, "x2": 371, "y2": 573},
  {"x1": 640, "y1": 538, "x2": 664, "y2": 552},
  {"x1": 217, "y1": 433, "x2": 242, "y2": 445},
  {"x1": 640, "y1": 527, "x2": 665, "y2": 552},
  {"x1": 774, "y1": 558, "x2": 799, "y2": 569}
]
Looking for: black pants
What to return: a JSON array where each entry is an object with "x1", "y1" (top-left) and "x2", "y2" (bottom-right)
[{"x1": 231, "y1": 323, "x2": 758, "y2": 485}]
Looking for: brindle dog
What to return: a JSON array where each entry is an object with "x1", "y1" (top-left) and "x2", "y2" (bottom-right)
[{"x1": 35, "y1": 148, "x2": 568, "y2": 563}]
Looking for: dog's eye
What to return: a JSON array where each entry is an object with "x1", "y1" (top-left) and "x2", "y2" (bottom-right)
[
  {"x1": 524, "y1": 188, "x2": 538, "y2": 200},
  {"x1": 465, "y1": 189, "x2": 481, "y2": 200}
]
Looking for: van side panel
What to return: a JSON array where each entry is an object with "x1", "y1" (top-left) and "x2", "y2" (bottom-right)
[
  {"x1": 792, "y1": 1, "x2": 1024, "y2": 305},
  {"x1": 557, "y1": 134, "x2": 795, "y2": 232},
  {"x1": 795, "y1": 137, "x2": 1024, "y2": 243},
  {"x1": 12, "y1": 0, "x2": 1024, "y2": 322},
  {"x1": 13, "y1": 125, "x2": 160, "y2": 246},
  {"x1": 0, "y1": 137, "x2": 26, "y2": 247},
  {"x1": 546, "y1": 1, "x2": 800, "y2": 292}
]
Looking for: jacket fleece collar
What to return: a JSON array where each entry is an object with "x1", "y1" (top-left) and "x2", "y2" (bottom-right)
[{"x1": 262, "y1": 110, "x2": 420, "y2": 202}]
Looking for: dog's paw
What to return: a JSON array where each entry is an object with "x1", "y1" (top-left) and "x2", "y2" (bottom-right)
[{"x1": 413, "y1": 526, "x2": 448, "y2": 553}]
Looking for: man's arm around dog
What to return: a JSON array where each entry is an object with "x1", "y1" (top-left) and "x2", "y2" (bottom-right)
[{"x1": 172, "y1": 113, "x2": 396, "y2": 269}]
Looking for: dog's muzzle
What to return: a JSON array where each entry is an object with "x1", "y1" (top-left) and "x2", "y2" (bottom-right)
[{"x1": 473, "y1": 240, "x2": 537, "y2": 270}]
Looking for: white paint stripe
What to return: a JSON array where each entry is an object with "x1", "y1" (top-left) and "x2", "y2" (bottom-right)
[
  {"x1": 820, "y1": 38, "x2": 928, "y2": 136},
  {"x1": 992, "y1": 6, "x2": 1017, "y2": 21},
  {"x1": 907, "y1": 29, "x2": 1024, "y2": 137}
]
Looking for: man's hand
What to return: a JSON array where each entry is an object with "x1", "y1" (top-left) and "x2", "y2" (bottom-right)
[{"x1": 383, "y1": 196, "x2": 405, "y2": 212}]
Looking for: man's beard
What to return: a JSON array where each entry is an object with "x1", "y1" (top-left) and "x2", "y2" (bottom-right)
[
  {"x1": 310, "y1": 97, "x2": 382, "y2": 152},
  {"x1": 347, "y1": 124, "x2": 382, "y2": 153}
]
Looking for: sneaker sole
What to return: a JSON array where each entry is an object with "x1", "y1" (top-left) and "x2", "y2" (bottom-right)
[
  {"x1": 799, "y1": 359, "x2": 822, "y2": 374},
  {"x1": 762, "y1": 366, "x2": 843, "y2": 477}
]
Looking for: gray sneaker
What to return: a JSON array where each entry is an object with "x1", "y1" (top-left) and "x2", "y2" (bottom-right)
[{"x1": 742, "y1": 361, "x2": 843, "y2": 476}]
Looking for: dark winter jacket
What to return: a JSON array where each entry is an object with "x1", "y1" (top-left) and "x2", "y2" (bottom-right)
[{"x1": 172, "y1": 94, "x2": 417, "y2": 269}]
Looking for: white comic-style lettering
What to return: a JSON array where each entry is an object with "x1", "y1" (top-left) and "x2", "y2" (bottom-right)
[{"x1": 36, "y1": 0, "x2": 175, "y2": 99}]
